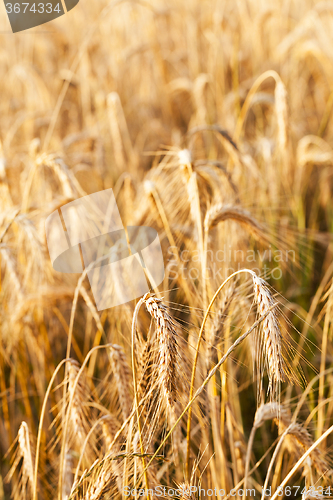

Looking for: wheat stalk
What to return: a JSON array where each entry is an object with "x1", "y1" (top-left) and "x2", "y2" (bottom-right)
[{"x1": 62, "y1": 450, "x2": 74, "y2": 500}]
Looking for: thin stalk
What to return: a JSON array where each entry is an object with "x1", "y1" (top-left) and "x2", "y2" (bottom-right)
[
  {"x1": 33, "y1": 358, "x2": 71, "y2": 500},
  {"x1": 131, "y1": 298, "x2": 151, "y2": 499},
  {"x1": 293, "y1": 367, "x2": 333, "y2": 422},
  {"x1": 260, "y1": 425, "x2": 292, "y2": 500},
  {"x1": 58, "y1": 345, "x2": 114, "y2": 500},
  {"x1": 242, "y1": 424, "x2": 257, "y2": 500},
  {"x1": 318, "y1": 280, "x2": 333, "y2": 438}
]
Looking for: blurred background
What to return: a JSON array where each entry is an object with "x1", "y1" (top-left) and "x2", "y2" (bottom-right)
[{"x1": 1, "y1": 0, "x2": 333, "y2": 498}]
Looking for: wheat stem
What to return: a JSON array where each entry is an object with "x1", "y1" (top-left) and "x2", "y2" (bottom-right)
[
  {"x1": 131, "y1": 297, "x2": 151, "y2": 500},
  {"x1": 260, "y1": 425, "x2": 292, "y2": 499},
  {"x1": 33, "y1": 358, "x2": 71, "y2": 500}
]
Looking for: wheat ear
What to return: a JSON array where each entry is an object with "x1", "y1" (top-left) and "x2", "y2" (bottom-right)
[
  {"x1": 278, "y1": 421, "x2": 330, "y2": 478},
  {"x1": 142, "y1": 293, "x2": 181, "y2": 411},
  {"x1": 247, "y1": 404, "x2": 330, "y2": 500},
  {"x1": 6, "y1": 421, "x2": 34, "y2": 498},
  {"x1": 62, "y1": 450, "x2": 73, "y2": 500},
  {"x1": 269, "y1": 424, "x2": 333, "y2": 500},
  {"x1": 252, "y1": 275, "x2": 288, "y2": 395},
  {"x1": 178, "y1": 483, "x2": 197, "y2": 499},
  {"x1": 78, "y1": 462, "x2": 116, "y2": 500}
]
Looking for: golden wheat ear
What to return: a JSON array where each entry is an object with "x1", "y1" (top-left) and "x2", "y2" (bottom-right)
[
  {"x1": 252, "y1": 404, "x2": 331, "y2": 485},
  {"x1": 252, "y1": 274, "x2": 300, "y2": 401},
  {"x1": 70, "y1": 458, "x2": 118, "y2": 500},
  {"x1": 102, "y1": 415, "x2": 122, "y2": 453},
  {"x1": 143, "y1": 293, "x2": 182, "y2": 412},
  {"x1": 142, "y1": 293, "x2": 185, "y2": 465},
  {"x1": 6, "y1": 421, "x2": 34, "y2": 500},
  {"x1": 279, "y1": 422, "x2": 331, "y2": 479}
]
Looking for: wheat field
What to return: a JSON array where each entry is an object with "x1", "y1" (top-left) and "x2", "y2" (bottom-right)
[{"x1": 0, "y1": 0, "x2": 333, "y2": 498}]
